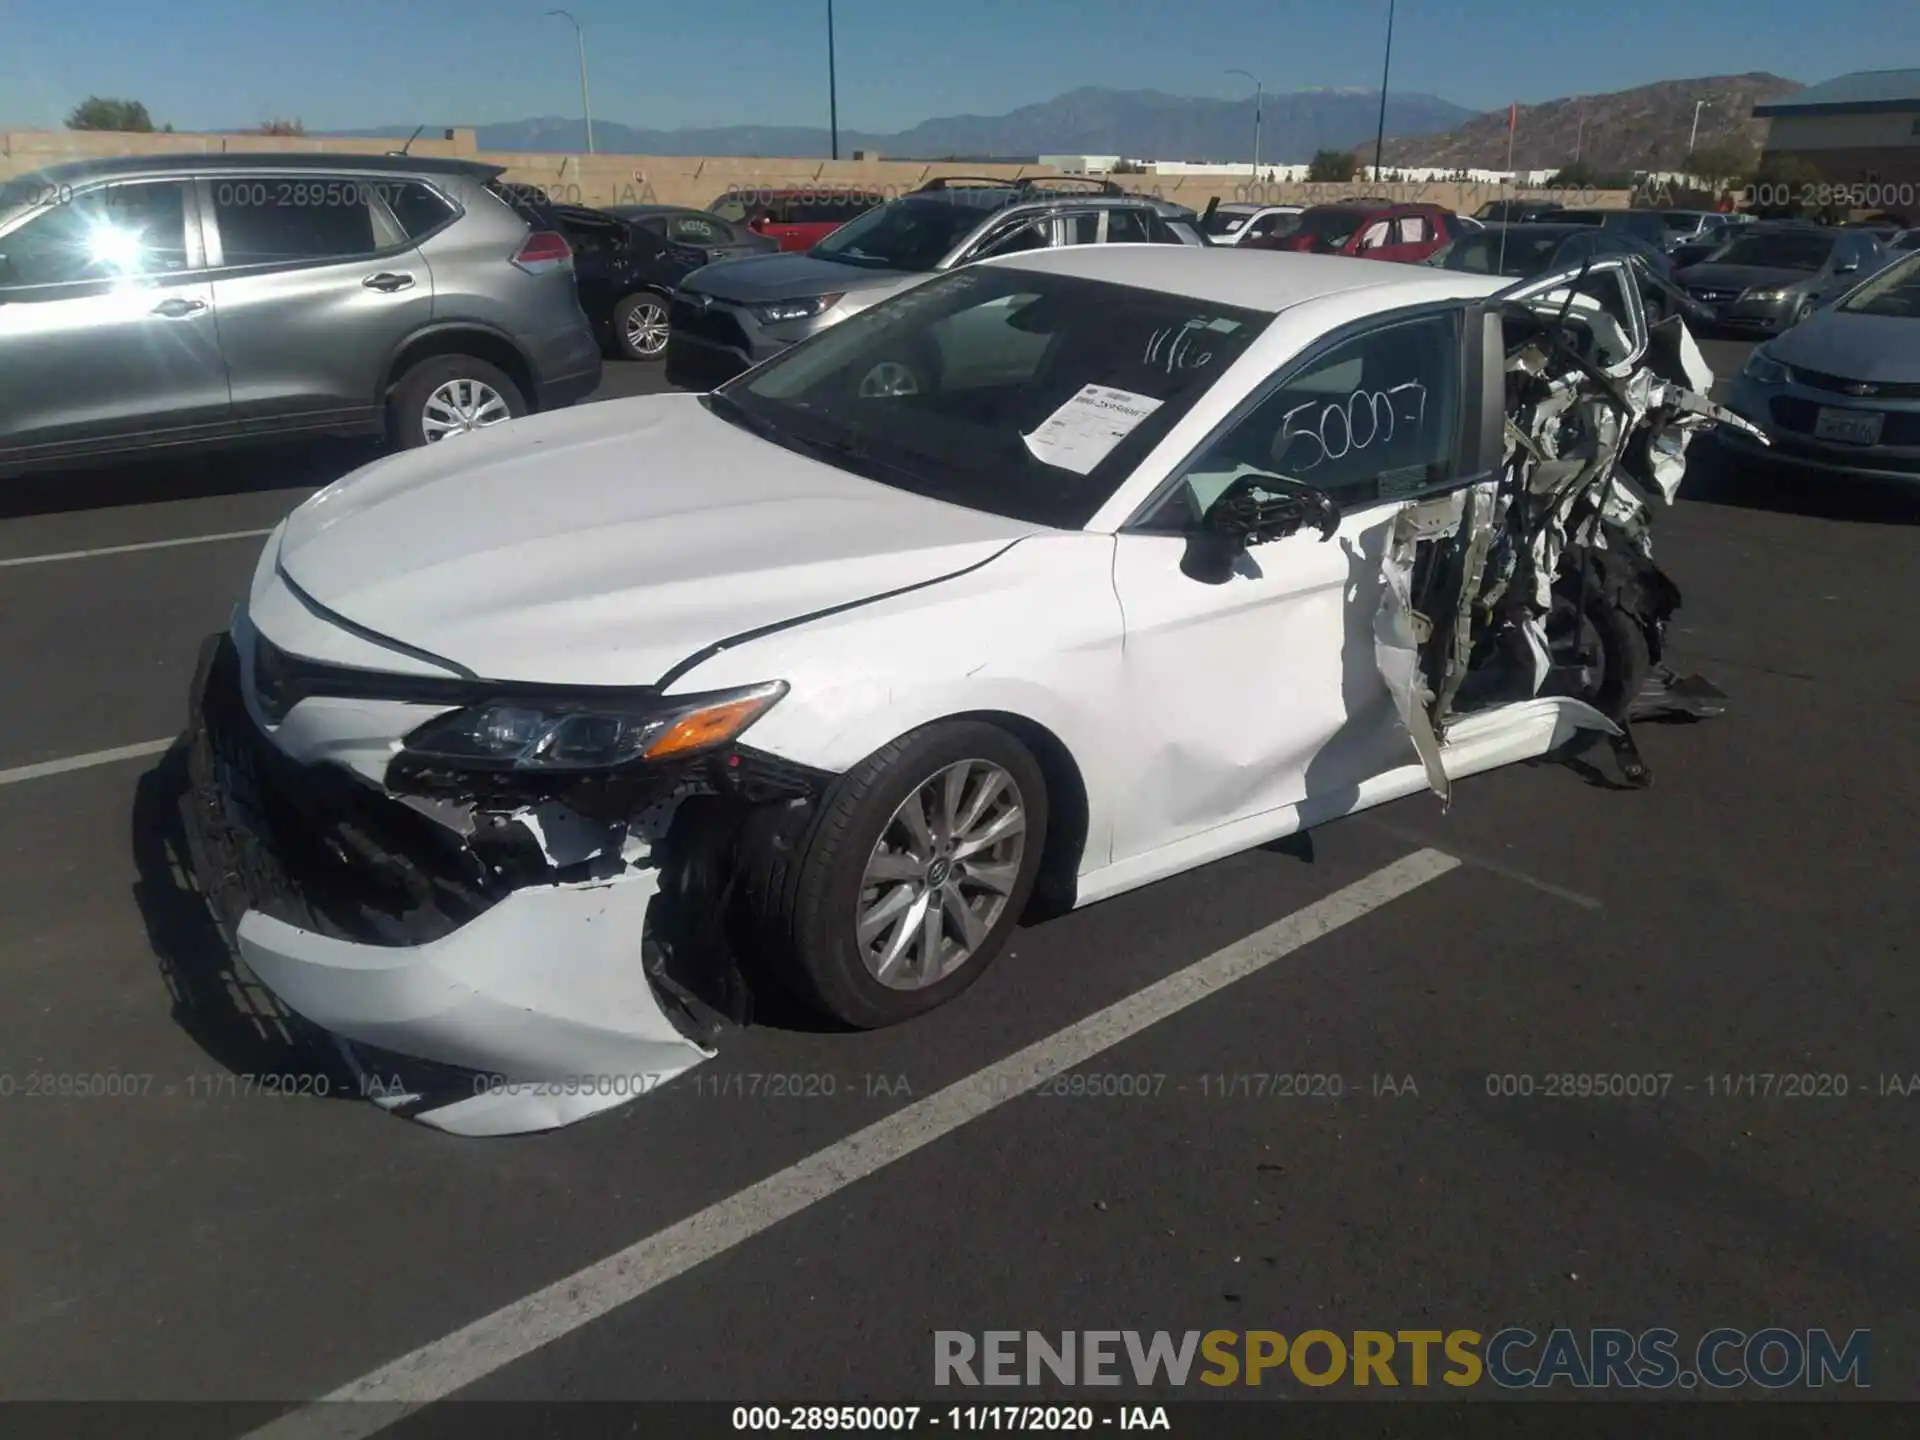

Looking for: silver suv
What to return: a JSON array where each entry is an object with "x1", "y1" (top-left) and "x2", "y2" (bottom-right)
[
  {"x1": 0, "y1": 153, "x2": 602, "y2": 475},
  {"x1": 665, "y1": 178, "x2": 1207, "y2": 389}
]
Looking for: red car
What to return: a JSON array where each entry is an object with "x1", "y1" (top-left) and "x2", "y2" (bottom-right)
[
  {"x1": 707, "y1": 187, "x2": 885, "y2": 252},
  {"x1": 1249, "y1": 201, "x2": 1461, "y2": 264}
]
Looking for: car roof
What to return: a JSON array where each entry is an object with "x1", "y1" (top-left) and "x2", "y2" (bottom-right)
[
  {"x1": 986, "y1": 245, "x2": 1507, "y2": 311},
  {"x1": 16, "y1": 152, "x2": 506, "y2": 185}
]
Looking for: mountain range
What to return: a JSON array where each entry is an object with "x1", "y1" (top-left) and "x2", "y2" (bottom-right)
[
  {"x1": 329, "y1": 85, "x2": 1479, "y2": 163},
  {"x1": 1379, "y1": 73, "x2": 1802, "y2": 173}
]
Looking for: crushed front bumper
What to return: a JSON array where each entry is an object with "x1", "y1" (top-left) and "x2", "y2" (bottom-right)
[{"x1": 180, "y1": 634, "x2": 712, "y2": 1136}]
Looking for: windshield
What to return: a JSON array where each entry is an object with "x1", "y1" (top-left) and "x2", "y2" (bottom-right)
[
  {"x1": 1837, "y1": 250, "x2": 1920, "y2": 318},
  {"x1": 1439, "y1": 229, "x2": 1571, "y2": 276},
  {"x1": 713, "y1": 266, "x2": 1272, "y2": 528},
  {"x1": 1203, "y1": 208, "x2": 1255, "y2": 236},
  {"x1": 1712, "y1": 232, "x2": 1833, "y2": 270},
  {"x1": 1294, "y1": 208, "x2": 1366, "y2": 251},
  {"x1": 809, "y1": 193, "x2": 1010, "y2": 272}
]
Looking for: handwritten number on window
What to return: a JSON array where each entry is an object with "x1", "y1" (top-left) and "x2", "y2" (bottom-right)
[{"x1": 1275, "y1": 381, "x2": 1426, "y2": 474}]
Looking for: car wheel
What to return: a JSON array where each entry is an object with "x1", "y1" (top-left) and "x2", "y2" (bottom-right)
[
  {"x1": 1546, "y1": 583, "x2": 1650, "y2": 723},
  {"x1": 757, "y1": 721, "x2": 1049, "y2": 1029},
  {"x1": 615, "y1": 292, "x2": 671, "y2": 362},
  {"x1": 389, "y1": 357, "x2": 527, "y2": 448}
]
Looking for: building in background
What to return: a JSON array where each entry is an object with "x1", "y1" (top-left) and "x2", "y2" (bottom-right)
[{"x1": 1753, "y1": 68, "x2": 1920, "y2": 193}]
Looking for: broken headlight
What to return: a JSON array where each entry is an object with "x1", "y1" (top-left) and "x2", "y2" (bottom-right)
[
  {"x1": 1741, "y1": 347, "x2": 1791, "y2": 385},
  {"x1": 399, "y1": 681, "x2": 788, "y2": 773}
]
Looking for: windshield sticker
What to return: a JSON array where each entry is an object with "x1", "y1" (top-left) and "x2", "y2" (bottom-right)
[{"x1": 1022, "y1": 384, "x2": 1166, "y2": 475}]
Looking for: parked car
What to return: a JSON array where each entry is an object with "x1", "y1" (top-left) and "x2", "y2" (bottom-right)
[
  {"x1": 1888, "y1": 227, "x2": 1920, "y2": 252},
  {"x1": 1653, "y1": 210, "x2": 1739, "y2": 251},
  {"x1": 1675, "y1": 223, "x2": 1890, "y2": 335},
  {"x1": 1201, "y1": 202, "x2": 1304, "y2": 246},
  {"x1": 179, "y1": 244, "x2": 1747, "y2": 1133},
  {"x1": 1667, "y1": 233, "x2": 1734, "y2": 270},
  {"x1": 1551, "y1": 208, "x2": 1673, "y2": 250},
  {"x1": 1429, "y1": 222, "x2": 1702, "y2": 324},
  {"x1": 595, "y1": 204, "x2": 777, "y2": 359},
  {"x1": 1720, "y1": 248, "x2": 1920, "y2": 484},
  {"x1": 666, "y1": 178, "x2": 1204, "y2": 390},
  {"x1": 1244, "y1": 201, "x2": 1462, "y2": 263},
  {"x1": 708, "y1": 188, "x2": 886, "y2": 251},
  {"x1": 0, "y1": 154, "x2": 601, "y2": 475},
  {"x1": 1474, "y1": 199, "x2": 1566, "y2": 224}
]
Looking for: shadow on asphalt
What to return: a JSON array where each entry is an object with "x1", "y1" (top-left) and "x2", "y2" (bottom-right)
[
  {"x1": 1681, "y1": 435, "x2": 1920, "y2": 525},
  {"x1": 129, "y1": 746, "x2": 361, "y2": 1097},
  {"x1": 0, "y1": 439, "x2": 381, "y2": 521}
]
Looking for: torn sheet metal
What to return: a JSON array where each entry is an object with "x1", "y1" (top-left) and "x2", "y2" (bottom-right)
[{"x1": 1374, "y1": 279, "x2": 1759, "y2": 795}]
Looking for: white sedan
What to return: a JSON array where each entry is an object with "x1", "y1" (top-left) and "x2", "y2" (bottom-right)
[{"x1": 183, "y1": 245, "x2": 1749, "y2": 1134}]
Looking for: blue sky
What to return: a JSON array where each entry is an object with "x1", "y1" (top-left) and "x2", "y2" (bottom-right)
[{"x1": 0, "y1": 0, "x2": 1913, "y2": 134}]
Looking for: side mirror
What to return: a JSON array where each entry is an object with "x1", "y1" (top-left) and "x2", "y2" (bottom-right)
[{"x1": 1180, "y1": 472, "x2": 1340, "y2": 584}]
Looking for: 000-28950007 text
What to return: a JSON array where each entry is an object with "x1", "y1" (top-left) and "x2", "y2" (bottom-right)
[{"x1": 731, "y1": 1406, "x2": 922, "y2": 1430}]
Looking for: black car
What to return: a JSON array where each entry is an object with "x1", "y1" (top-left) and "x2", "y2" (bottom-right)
[
  {"x1": 1553, "y1": 208, "x2": 1672, "y2": 250},
  {"x1": 1430, "y1": 222, "x2": 1703, "y2": 324},
  {"x1": 491, "y1": 186, "x2": 776, "y2": 361},
  {"x1": 1474, "y1": 198, "x2": 1566, "y2": 223}
]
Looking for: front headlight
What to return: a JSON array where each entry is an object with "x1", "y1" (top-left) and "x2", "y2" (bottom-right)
[
  {"x1": 1740, "y1": 286, "x2": 1789, "y2": 303},
  {"x1": 1741, "y1": 347, "x2": 1791, "y2": 386},
  {"x1": 752, "y1": 293, "x2": 844, "y2": 325},
  {"x1": 399, "y1": 681, "x2": 788, "y2": 773}
]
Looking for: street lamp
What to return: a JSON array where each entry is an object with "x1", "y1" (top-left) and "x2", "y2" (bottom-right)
[
  {"x1": 1688, "y1": 99, "x2": 1710, "y2": 156},
  {"x1": 1225, "y1": 69, "x2": 1262, "y2": 179},
  {"x1": 827, "y1": 0, "x2": 840, "y2": 161},
  {"x1": 1371, "y1": 0, "x2": 1397, "y2": 182},
  {"x1": 546, "y1": 9, "x2": 594, "y2": 154}
]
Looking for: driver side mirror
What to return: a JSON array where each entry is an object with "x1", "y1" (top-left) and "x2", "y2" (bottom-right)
[{"x1": 1180, "y1": 471, "x2": 1341, "y2": 584}]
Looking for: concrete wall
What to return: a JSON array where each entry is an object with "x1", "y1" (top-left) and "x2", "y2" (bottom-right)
[{"x1": 1, "y1": 127, "x2": 1632, "y2": 215}]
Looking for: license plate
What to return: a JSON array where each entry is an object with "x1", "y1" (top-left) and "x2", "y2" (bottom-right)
[{"x1": 1813, "y1": 407, "x2": 1884, "y2": 445}]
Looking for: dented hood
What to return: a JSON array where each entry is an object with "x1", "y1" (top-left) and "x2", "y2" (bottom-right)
[
  {"x1": 1766, "y1": 308, "x2": 1920, "y2": 384},
  {"x1": 274, "y1": 393, "x2": 1038, "y2": 687}
]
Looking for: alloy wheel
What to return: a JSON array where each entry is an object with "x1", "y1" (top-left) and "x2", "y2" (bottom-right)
[
  {"x1": 856, "y1": 760, "x2": 1027, "y2": 990},
  {"x1": 420, "y1": 379, "x2": 514, "y2": 442},
  {"x1": 625, "y1": 299, "x2": 670, "y2": 357}
]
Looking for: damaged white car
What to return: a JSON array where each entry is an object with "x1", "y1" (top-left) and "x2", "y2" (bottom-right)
[{"x1": 182, "y1": 246, "x2": 1761, "y2": 1136}]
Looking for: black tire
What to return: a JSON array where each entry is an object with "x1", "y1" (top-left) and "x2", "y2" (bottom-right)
[
  {"x1": 748, "y1": 721, "x2": 1049, "y2": 1029},
  {"x1": 1547, "y1": 582, "x2": 1651, "y2": 724},
  {"x1": 614, "y1": 291, "x2": 671, "y2": 362},
  {"x1": 387, "y1": 356, "x2": 527, "y2": 449}
]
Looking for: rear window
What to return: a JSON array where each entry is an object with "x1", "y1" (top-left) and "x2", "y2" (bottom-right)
[
  {"x1": 386, "y1": 181, "x2": 457, "y2": 239},
  {"x1": 213, "y1": 180, "x2": 378, "y2": 263}
]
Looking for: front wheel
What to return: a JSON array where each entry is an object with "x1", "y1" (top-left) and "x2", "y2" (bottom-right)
[
  {"x1": 1546, "y1": 583, "x2": 1650, "y2": 723},
  {"x1": 389, "y1": 356, "x2": 526, "y2": 448},
  {"x1": 759, "y1": 722, "x2": 1049, "y2": 1029},
  {"x1": 614, "y1": 292, "x2": 671, "y2": 361}
]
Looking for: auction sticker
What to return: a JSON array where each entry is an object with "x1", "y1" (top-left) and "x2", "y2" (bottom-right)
[{"x1": 1022, "y1": 384, "x2": 1164, "y2": 475}]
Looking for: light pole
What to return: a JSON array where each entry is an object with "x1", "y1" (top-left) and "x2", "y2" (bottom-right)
[
  {"x1": 1574, "y1": 97, "x2": 1585, "y2": 164},
  {"x1": 1371, "y1": 0, "x2": 1397, "y2": 182},
  {"x1": 1226, "y1": 69, "x2": 1262, "y2": 178},
  {"x1": 827, "y1": 0, "x2": 840, "y2": 160},
  {"x1": 1688, "y1": 99, "x2": 1709, "y2": 157},
  {"x1": 546, "y1": 9, "x2": 594, "y2": 154}
]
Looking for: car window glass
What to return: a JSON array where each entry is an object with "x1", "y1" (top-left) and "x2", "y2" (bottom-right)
[
  {"x1": 1359, "y1": 219, "x2": 1393, "y2": 250},
  {"x1": 1154, "y1": 311, "x2": 1462, "y2": 524},
  {"x1": 669, "y1": 215, "x2": 728, "y2": 246},
  {"x1": 711, "y1": 197, "x2": 748, "y2": 223},
  {"x1": 1395, "y1": 216, "x2": 1428, "y2": 244},
  {"x1": 213, "y1": 181, "x2": 379, "y2": 264},
  {"x1": 971, "y1": 217, "x2": 1051, "y2": 260},
  {"x1": 1064, "y1": 212, "x2": 1101, "y2": 245},
  {"x1": 384, "y1": 182, "x2": 456, "y2": 239},
  {"x1": 1, "y1": 180, "x2": 191, "y2": 285},
  {"x1": 1106, "y1": 209, "x2": 1153, "y2": 243}
]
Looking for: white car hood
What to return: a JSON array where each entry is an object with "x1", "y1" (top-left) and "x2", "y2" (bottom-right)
[{"x1": 275, "y1": 394, "x2": 1040, "y2": 687}]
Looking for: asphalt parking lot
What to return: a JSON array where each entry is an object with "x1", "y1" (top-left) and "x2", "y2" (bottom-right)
[{"x1": 2, "y1": 341, "x2": 1917, "y2": 1416}]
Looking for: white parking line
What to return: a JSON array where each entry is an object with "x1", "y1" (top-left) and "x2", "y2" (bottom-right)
[
  {"x1": 242, "y1": 847, "x2": 1460, "y2": 1436},
  {"x1": 0, "y1": 527, "x2": 274, "y2": 569},
  {"x1": 0, "y1": 739, "x2": 178, "y2": 788}
]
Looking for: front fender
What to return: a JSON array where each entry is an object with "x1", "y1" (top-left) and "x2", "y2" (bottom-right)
[{"x1": 666, "y1": 532, "x2": 1126, "y2": 874}]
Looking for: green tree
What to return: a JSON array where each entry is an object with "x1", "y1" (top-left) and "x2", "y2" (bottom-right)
[
  {"x1": 1748, "y1": 153, "x2": 1823, "y2": 216},
  {"x1": 1687, "y1": 141, "x2": 1757, "y2": 190},
  {"x1": 1307, "y1": 148, "x2": 1357, "y2": 183},
  {"x1": 258, "y1": 118, "x2": 306, "y2": 136},
  {"x1": 65, "y1": 96, "x2": 155, "y2": 132}
]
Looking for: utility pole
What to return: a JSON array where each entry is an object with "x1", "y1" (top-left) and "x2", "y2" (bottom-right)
[
  {"x1": 546, "y1": 9, "x2": 594, "y2": 154},
  {"x1": 827, "y1": 0, "x2": 840, "y2": 160},
  {"x1": 1371, "y1": 0, "x2": 1396, "y2": 181},
  {"x1": 1574, "y1": 98, "x2": 1585, "y2": 164},
  {"x1": 1226, "y1": 69, "x2": 1262, "y2": 178},
  {"x1": 1689, "y1": 99, "x2": 1709, "y2": 156}
]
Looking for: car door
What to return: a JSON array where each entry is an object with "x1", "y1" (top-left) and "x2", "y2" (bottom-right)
[
  {"x1": 1349, "y1": 215, "x2": 1397, "y2": 259},
  {"x1": 0, "y1": 175, "x2": 230, "y2": 464},
  {"x1": 1105, "y1": 306, "x2": 1476, "y2": 861},
  {"x1": 199, "y1": 172, "x2": 436, "y2": 433}
]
